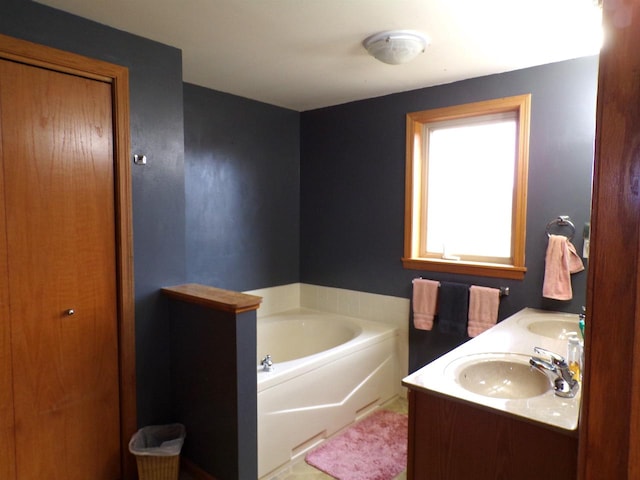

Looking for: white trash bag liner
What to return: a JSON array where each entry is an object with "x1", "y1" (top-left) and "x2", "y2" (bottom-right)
[{"x1": 129, "y1": 423, "x2": 186, "y2": 457}]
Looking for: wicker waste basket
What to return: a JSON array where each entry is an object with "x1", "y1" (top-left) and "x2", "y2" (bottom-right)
[{"x1": 129, "y1": 423, "x2": 186, "y2": 480}]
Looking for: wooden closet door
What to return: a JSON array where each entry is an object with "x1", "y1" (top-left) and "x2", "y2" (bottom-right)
[
  {"x1": 0, "y1": 59, "x2": 121, "y2": 479},
  {"x1": 0, "y1": 90, "x2": 16, "y2": 480}
]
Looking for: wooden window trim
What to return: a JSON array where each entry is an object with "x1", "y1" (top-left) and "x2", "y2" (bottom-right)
[
  {"x1": 403, "y1": 94, "x2": 531, "y2": 280},
  {"x1": 0, "y1": 33, "x2": 137, "y2": 478}
]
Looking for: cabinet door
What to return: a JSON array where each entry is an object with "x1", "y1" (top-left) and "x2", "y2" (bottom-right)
[
  {"x1": 408, "y1": 389, "x2": 578, "y2": 480},
  {"x1": 0, "y1": 59, "x2": 121, "y2": 479}
]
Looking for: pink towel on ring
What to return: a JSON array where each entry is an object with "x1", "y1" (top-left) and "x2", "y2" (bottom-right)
[
  {"x1": 412, "y1": 279, "x2": 439, "y2": 330},
  {"x1": 543, "y1": 234, "x2": 585, "y2": 301},
  {"x1": 467, "y1": 286, "x2": 500, "y2": 337}
]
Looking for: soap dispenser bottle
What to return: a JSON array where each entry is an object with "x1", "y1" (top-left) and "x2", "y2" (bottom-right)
[
  {"x1": 567, "y1": 334, "x2": 583, "y2": 382},
  {"x1": 579, "y1": 306, "x2": 586, "y2": 339}
]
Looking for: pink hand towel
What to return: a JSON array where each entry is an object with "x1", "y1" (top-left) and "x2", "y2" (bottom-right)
[
  {"x1": 567, "y1": 240, "x2": 585, "y2": 274},
  {"x1": 412, "y1": 279, "x2": 439, "y2": 330},
  {"x1": 543, "y1": 234, "x2": 585, "y2": 300},
  {"x1": 467, "y1": 286, "x2": 500, "y2": 337}
]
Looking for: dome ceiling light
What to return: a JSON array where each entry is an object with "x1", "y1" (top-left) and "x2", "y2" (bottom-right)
[{"x1": 363, "y1": 30, "x2": 430, "y2": 65}]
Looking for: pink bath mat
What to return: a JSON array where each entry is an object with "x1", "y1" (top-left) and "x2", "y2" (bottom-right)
[{"x1": 305, "y1": 410, "x2": 408, "y2": 480}]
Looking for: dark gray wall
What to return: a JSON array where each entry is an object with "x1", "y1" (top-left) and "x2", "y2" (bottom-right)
[
  {"x1": 1, "y1": 0, "x2": 187, "y2": 426},
  {"x1": 168, "y1": 300, "x2": 257, "y2": 480},
  {"x1": 183, "y1": 84, "x2": 300, "y2": 291},
  {"x1": 301, "y1": 56, "x2": 597, "y2": 320}
]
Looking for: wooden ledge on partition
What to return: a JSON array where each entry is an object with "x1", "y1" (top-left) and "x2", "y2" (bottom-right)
[{"x1": 161, "y1": 283, "x2": 262, "y2": 314}]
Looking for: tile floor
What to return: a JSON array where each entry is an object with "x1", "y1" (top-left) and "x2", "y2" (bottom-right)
[{"x1": 179, "y1": 396, "x2": 408, "y2": 480}]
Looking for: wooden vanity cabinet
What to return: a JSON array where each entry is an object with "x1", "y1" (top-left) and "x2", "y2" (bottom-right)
[{"x1": 407, "y1": 389, "x2": 578, "y2": 480}]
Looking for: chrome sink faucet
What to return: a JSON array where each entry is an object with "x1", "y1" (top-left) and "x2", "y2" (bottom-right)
[{"x1": 529, "y1": 347, "x2": 579, "y2": 398}]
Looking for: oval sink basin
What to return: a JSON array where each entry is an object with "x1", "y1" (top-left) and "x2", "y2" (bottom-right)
[
  {"x1": 516, "y1": 312, "x2": 580, "y2": 340},
  {"x1": 455, "y1": 356, "x2": 550, "y2": 399},
  {"x1": 526, "y1": 320, "x2": 579, "y2": 340}
]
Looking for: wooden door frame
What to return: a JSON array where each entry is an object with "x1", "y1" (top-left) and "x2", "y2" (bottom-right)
[
  {"x1": 0, "y1": 34, "x2": 137, "y2": 479},
  {"x1": 578, "y1": 1, "x2": 640, "y2": 478}
]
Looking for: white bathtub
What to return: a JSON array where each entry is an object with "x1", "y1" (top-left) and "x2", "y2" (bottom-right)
[{"x1": 257, "y1": 308, "x2": 400, "y2": 478}]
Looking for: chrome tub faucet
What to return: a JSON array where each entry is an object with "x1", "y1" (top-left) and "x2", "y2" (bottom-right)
[
  {"x1": 529, "y1": 347, "x2": 579, "y2": 398},
  {"x1": 261, "y1": 354, "x2": 274, "y2": 372}
]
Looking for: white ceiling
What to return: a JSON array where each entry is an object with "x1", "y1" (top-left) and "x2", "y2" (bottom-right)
[{"x1": 35, "y1": 0, "x2": 602, "y2": 112}]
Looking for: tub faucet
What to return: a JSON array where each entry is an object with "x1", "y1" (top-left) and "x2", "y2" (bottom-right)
[
  {"x1": 261, "y1": 354, "x2": 274, "y2": 372},
  {"x1": 529, "y1": 347, "x2": 579, "y2": 398}
]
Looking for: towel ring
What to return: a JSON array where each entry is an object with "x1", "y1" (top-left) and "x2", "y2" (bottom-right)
[{"x1": 546, "y1": 215, "x2": 575, "y2": 240}]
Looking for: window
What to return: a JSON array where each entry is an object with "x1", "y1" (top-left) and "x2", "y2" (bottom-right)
[{"x1": 403, "y1": 94, "x2": 531, "y2": 279}]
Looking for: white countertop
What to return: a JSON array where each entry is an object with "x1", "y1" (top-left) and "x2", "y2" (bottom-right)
[{"x1": 402, "y1": 308, "x2": 582, "y2": 432}]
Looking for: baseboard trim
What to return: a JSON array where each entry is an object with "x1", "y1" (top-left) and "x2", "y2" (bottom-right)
[{"x1": 181, "y1": 457, "x2": 217, "y2": 480}]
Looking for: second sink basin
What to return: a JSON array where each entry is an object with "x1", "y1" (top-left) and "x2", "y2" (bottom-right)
[
  {"x1": 516, "y1": 312, "x2": 580, "y2": 340},
  {"x1": 526, "y1": 319, "x2": 580, "y2": 340},
  {"x1": 447, "y1": 353, "x2": 551, "y2": 400}
]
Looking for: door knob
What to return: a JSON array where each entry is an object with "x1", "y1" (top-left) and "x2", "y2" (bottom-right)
[{"x1": 66, "y1": 309, "x2": 75, "y2": 316}]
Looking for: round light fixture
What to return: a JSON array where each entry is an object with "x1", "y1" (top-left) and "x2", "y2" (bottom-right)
[{"x1": 363, "y1": 30, "x2": 430, "y2": 65}]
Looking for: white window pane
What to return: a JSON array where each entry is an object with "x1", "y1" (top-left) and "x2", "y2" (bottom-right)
[{"x1": 425, "y1": 118, "x2": 516, "y2": 259}]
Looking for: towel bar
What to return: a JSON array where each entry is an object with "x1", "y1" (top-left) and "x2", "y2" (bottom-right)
[
  {"x1": 545, "y1": 215, "x2": 575, "y2": 240},
  {"x1": 412, "y1": 279, "x2": 509, "y2": 297}
]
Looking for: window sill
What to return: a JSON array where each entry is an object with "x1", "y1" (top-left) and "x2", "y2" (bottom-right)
[{"x1": 402, "y1": 257, "x2": 526, "y2": 280}]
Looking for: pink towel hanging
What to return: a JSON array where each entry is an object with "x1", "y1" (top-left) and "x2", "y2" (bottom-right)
[
  {"x1": 412, "y1": 278, "x2": 439, "y2": 330},
  {"x1": 543, "y1": 234, "x2": 584, "y2": 300},
  {"x1": 467, "y1": 286, "x2": 500, "y2": 337}
]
